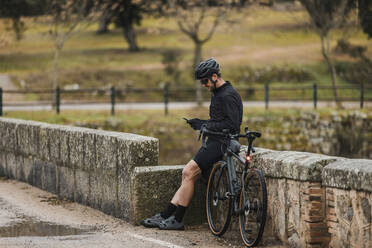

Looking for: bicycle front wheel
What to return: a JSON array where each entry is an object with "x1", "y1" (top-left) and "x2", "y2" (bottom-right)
[
  {"x1": 239, "y1": 168, "x2": 267, "y2": 247},
  {"x1": 206, "y1": 162, "x2": 232, "y2": 237}
]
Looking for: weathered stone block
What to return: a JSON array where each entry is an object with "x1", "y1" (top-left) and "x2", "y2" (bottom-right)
[
  {"x1": 59, "y1": 127, "x2": 71, "y2": 168},
  {"x1": 89, "y1": 171, "x2": 103, "y2": 210},
  {"x1": 6, "y1": 152, "x2": 16, "y2": 179},
  {"x1": 18, "y1": 156, "x2": 33, "y2": 183},
  {"x1": 0, "y1": 153, "x2": 5, "y2": 177},
  {"x1": 13, "y1": 155, "x2": 24, "y2": 180},
  {"x1": 101, "y1": 171, "x2": 117, "y2": 217},
  {"x1": 322, "y1": 159, "x2": 372, "y2": 192},
  {"x1": 327, "y1": 188, "x2": 372, "y2": 248},
  {"x1": 287, "y1": 180, "x2": 301, "y2": 237},
  {"x1": 38, "y1": 125, "x2": 51, "y2": 162},
  {"x1": 252, "y1": 149, "x2": 338, "y2": 181},
  {"x1": 83, "y1": 130, "x2": 96, "y2": 172},
  {"x1": 117, "y1": 169, "x2": 131, "y2": 221},
  {"x1": 43, "y1": 162, "x2": 57, "y2": 194},
  {"x1": 30, "y1": 159, "x2": 44, "y2": 189},
  {"x1": 1, "y1": 119, "x2": 20, "y2": 153},
  {"x1": 89, "y1": 168, "x2": 117, "y2": 214},
  {"x1": 69, "y1": 127, "x2": 87, "y2": 170},
  {"x1": 57, "y1": 166, "x2": 75, "y2": 201},
  {"x1": 0, "y1": 120, "x2": 5, "y2": 151},
  {"x1": 75, "y1": 169, "x2": 90, "y2": 206},
  {"x1": 45, "y1": 125, "x2": 65, "y2": 164},
  {"x1": 117, "y1": 134, "x2": 158, "y2": 171},
  {"x1": 27, "y1": 121, "x2": 44, "y2": 156},
  {"x1": 130, "y1": 165, "x2": 205, "y2": 225},
  {"x1": 15, "y1": 123, "x2": 29, "y2": 156},
  {"x1": 14, "y1": 120, "x2": 44, "y2": 157},
  {"x1": 95, "y1": 131, "x2": 118, "y2": 171}
]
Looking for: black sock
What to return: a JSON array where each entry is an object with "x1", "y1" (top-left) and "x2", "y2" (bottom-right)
[
  {"x1": 160, "y1": 203, "x2": 177, "y2": 219},
  {"x1": 174, "y1": 205, "x2": 187, "y2": 222}
]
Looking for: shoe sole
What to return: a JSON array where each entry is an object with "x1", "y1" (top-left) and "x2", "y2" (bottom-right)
[
  {"x1": 140, "y1": 221, "x2": 161, "y2": 228},
  {"x1": 158, "y1": 226, "x2": 185, "y2": 231}
]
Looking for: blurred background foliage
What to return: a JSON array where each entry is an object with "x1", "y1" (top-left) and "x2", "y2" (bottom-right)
[
  {"x1": 0, "y1": 0, "x2": 371, "y2": 95},
  {"x1": 1, "y1": 0, "x2": 372, "y2": 161}
]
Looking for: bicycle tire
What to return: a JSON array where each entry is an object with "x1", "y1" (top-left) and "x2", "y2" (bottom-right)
[
  {"x1": 239, "y1": 168, "x2": 267, "y2": 247},
  {"x1": 206, "y1": 161, "x2": 233, "y2": 237}
]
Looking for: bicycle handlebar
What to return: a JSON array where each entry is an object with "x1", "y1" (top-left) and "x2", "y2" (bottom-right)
[
  {"x1": 199, "y1": 126, "x2": 261, "y2": 156},
  {"x1": 201, "y1": 127, "x2": 261, "y2": 140}
]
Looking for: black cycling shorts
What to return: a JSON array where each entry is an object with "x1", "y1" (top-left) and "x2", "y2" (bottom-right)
[{"x1": 193, "y1": 138, "x2": 225, "y2": 172}]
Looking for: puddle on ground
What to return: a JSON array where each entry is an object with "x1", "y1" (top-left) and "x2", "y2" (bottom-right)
[
  {"x1": 0, "y1": 198, "x2": 94, "y2": 238},
  {"x1": 0, "y1": 221, "x2": 90, "y2": 237},
  {"x1": 0, "y1": 219, "x2": 93, "y2": 237}
]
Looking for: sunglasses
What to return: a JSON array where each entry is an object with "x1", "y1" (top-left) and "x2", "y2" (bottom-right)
[{"x1": 200, "y1": 78, "x2": 209, "y2": 85}]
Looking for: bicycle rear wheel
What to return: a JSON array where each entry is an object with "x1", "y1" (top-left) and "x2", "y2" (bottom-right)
[
  {"x1": 206, "y1": 162, "x2": 232, "y2": 236},
  {"x1": 239, "y1": 168, "x2": 267, "y2": 247}
]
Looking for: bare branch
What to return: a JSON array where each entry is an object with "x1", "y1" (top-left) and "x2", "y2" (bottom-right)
[{"x1": 201, "y1": 7, "x2": 225, "y2": 43}]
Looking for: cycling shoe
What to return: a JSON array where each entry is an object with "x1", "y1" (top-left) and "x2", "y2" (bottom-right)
[
  {"x1": 158, "y1": 216, "x2": 184, "y2": 230},
  {"x1": 140, "y1": 213, "x2": 165, "y2": 228}
]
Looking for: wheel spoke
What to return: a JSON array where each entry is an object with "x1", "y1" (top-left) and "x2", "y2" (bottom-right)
[
  {"x1": 206, "y1": 163, "x2": 232, "y2": 237},
  {"x1": 239, "y1": 169, "x2": 267, "y2": 247}
]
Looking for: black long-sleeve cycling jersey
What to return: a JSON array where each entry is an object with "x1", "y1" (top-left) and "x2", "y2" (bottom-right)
[{"x1": 206, "y1": 81, "x2": 243, "y2": 134}]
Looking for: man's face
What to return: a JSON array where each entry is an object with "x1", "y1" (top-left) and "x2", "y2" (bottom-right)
[
  {"x1": 200, "y1": 78, "x2": 213, "y2": 91},
  {"x1": 200, "y1": 74, "x2": 217, "y2": 91}
]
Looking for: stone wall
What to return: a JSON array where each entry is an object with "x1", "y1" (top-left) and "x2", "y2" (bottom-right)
[
  {"x1": 258, "y1": 111, "x2": 372, "y2": 160},
  {"x1": 1, "y1": 117, "x2": 371, "y2": 247},
  {"x1": 241, "y1": 148, "x2": 372, "y2": 248},
  {"x1": 0, "y1": 117, "x2": 158, "y2": 222}
]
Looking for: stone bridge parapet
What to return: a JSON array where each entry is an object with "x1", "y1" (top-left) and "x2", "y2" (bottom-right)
[
  {"x1": 0, "y1": 118, "x2": 371, "y2": 247},
  {"x1": 0, "y1": 117, "x2": 158, "y2": 222}
]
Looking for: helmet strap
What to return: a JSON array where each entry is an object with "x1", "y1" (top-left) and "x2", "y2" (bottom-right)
[{"x1": 210, "y1": 77, "x2": 218, "y2": 89}]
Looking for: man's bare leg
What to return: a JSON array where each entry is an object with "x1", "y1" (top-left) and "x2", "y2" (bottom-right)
[
  {"x1": 170, "y1": 160, "x2": 201, "y2": 207},
  {"x1": 140, "y1": 160, "x2": 201, "y2": 229}
]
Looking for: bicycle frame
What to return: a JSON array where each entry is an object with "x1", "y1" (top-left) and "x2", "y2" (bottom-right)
[{"x1": 224, "y1": 147, "x2": 251, "y2": 217}]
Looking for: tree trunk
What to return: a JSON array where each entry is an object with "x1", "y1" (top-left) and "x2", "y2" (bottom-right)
[
  {"x1": 321, "y1": 34, "x2": 343, "y2": 109},
  {"x1": 123, "y1": 23, "x2": 139, "y2": 52},
  {"x1": 12, "y1": 17, "x2": 23, "y2": 41},
  {"x1": 52, "y1": 46, "x2": 60, "y2": 108},
  {"x1": 194, "y1": 42, "x2": 202, "y2": 106},
  {"x1": 96, "y1": 8, "x2": 112, "y2": 34}
]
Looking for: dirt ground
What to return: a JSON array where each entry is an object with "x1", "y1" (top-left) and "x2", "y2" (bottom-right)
[{"x1": 0, "y1": 179, "x2": 284, "y2": 248}]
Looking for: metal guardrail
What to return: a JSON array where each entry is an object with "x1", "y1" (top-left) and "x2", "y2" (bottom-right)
[{"x1": 0, "y1": 83, "x2": 371, "y2": 116}]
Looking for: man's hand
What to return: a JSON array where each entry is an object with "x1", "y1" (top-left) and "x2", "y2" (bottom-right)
[{"x1": 185, "y1": 118, "x2": 206, "y2": 130}]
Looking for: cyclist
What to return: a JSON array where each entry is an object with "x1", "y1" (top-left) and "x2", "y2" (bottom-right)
[{"x1": 140, "y1": 57, "x2": 243, "y2": 230}]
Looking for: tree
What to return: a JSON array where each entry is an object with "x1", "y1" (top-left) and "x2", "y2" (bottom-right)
[
  {"x1": 358, "y1": 0, "x2": 372, "y2": 38},
  {"x1": 96, "y1": 2, "x2": 115, "y2": 34},
  {"x1": 167, "y1": 0, "x2": 235, "y2": 105},
  {"x1": 161, "y1": 49, "x2": 183, "y2": 85},
  {"x1": 0, "y1": 0, "x2": 47, "y2": 40},
  {"x1": 300, "y1": 0, "x2": 352, "y2": 108},
  {"x1": 47, "y1": 0, "x2": 102, "y2": 106},
  {"x1": 100, "y1": 0, "x2": 167, "y2": 52}
]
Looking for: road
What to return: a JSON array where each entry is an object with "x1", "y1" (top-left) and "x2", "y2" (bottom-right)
[
  {"x1": 2, "y1": 101, "x2": 370, "y2": 111},
  {"x1": 0, "y1": 179, "x2": 283, "y2": 248}
]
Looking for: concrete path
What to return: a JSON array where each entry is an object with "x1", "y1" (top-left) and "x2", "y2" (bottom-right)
[{"x1": 0, "y1": 179, "x2": 284, "y2": 248}]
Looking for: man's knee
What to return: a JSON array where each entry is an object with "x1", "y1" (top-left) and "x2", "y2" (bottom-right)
[{"x1": 182, "y1": 160, "x2": 201, "y2": 182}]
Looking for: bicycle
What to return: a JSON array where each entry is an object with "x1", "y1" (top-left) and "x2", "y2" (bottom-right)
[{"x1": 200, "y1": 126, "x2": 267, "y2": 247}]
